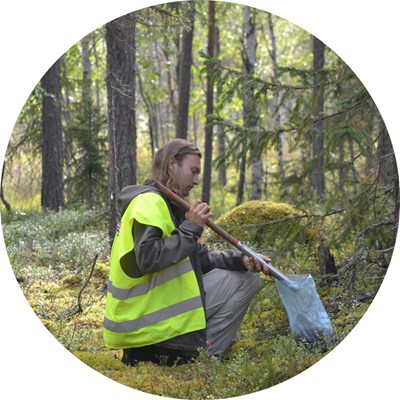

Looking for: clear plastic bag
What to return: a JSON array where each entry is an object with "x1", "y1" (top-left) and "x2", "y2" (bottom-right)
[{"x1": 275, "y1": 274, "x2": 335, "y2": 349}]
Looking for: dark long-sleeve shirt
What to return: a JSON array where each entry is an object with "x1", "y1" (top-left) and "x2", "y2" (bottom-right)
[
  {"x1": 133, "y1": 221, "x2": 246, "y2": 275},
  {"x1": 116, "y1": 181, "x2": 246, "y2": 351}
]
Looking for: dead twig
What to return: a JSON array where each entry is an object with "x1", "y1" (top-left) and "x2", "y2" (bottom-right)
[{"x1": 64, "y1": 253, "x2": 99, "y2": 318}]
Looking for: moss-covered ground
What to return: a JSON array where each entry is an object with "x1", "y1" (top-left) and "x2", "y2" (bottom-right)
[{"x1": 1, "y1": 207, "x2": 377, "y2": 399}]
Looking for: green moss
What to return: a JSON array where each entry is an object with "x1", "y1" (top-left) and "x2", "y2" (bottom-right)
[
  {"x1": 207, "y1": 200, "x2": 314, "y2": 249},
  {"x1": 61, "y1": 274, "x2": 83, "y2": 287},
  {"x1": 42, "y1": 319, "x2": 59, "y2": 334},
  {"x1": 334, "y1": 301, "x2": 370, "y2": 339},
  {"x1": 3, "y1": 208, "x2": 375, "y2": 399},
  {"x1": 75, "y1": 351, "x2": 124, "y2": 372},
  {"x1": 216, "y1": 200, "x2": 296, "y2": 229},
  {"x1": 93, "y1": 261, "x2": 110, "y2": 281}
]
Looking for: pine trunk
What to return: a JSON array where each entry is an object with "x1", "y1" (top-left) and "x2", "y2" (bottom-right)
[
  {"x1": 268, "y1": 14, "x2": 286, "y2": 196},
  {"x1": 215, "y1": 27, "x2": 227, "y2": 187},
  {"x1": 61, "y1": 56, "x2": 73, "y2": 205},
  {"x1": 237, "y1": 152, "x2": 246, "y2": 206},
  {"x1": 202, "y1": 0, "x2": 216, "y2": 205},
  {"x1": 310, "y1": 35, "x2": 325, "y2": 197},
  {"x1": 81, "y1": 33, "x2": 95, "y2": 208},
  {"x1": 1, "y1": 162, "x2": 11, "y2": 211},
  {"x1": 377, "y1": 121, "x2": 397, "y2": 185},
  {"x1": 242, "y1": 6, "x2": 261, "y2": 200},
  {"x1": 106, "y1": 13, "x2": 137, "y2": 243},
  {"x1": 176, "y1": 1, "x2": 195, "y2": 139},
  {"x1": 377, "y1": 121, "x2": 399, "y2": 228},
  {"x1": 41, "y1": 58, "x2": 64, "y2": 211}
]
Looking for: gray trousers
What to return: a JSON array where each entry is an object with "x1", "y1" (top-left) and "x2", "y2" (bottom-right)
[{"x1": 203, "y1": 268, "x2": 260, "y2": 355}]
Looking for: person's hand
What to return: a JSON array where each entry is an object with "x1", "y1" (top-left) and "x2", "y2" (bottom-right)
[
  {"x1": 243, "y1": 253, "x2": 271, "y2": 276},
  {"x1": 185, "y1": 200, "x2": 212, "y2": 228}
]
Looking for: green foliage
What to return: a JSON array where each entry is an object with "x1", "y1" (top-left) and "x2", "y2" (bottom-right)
[
  {"x1": 206, "y1": 199, "x2": 317, "y2": 271},
  {"x1": 2, "y1": 207, "x2": 379, "y2": 398},
  {"x1": 1, "y1": 3, "x2": 396, "y2": 397},
  {"x1": 200, "y1": 43, "x2": 383, "y2": 207},
  {"x1": 66, "y1": 96, "x2": 108, "y2": 208},
  {"x1": 2, "y1": 208, "x2": 109, "y2": 278}
]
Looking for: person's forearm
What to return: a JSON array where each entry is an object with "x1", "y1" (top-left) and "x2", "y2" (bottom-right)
[{"x1": 198, "y1": 244, "x2": 246, "y2": 273}]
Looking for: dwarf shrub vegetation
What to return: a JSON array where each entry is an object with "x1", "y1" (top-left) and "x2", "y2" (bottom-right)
[
  {"x1": 206, "y1": 200, "x2": 317, "y2": 274},
  {"x1": 2, "y1": 207, "x2": 375, "y2": 398}
]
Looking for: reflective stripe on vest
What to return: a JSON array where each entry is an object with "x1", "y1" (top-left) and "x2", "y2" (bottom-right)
[
  {"x1": 103, "y1": 191, "x2": 206, "y2": 349},
  {"x1": 104, "y1": 296, "x2": 203, "y2": 333},
  {"x1": 107, "y1": 258, "x2": 193, "y2": 300}
]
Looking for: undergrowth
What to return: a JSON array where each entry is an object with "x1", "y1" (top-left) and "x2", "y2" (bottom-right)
[{"x1": 1, "y1": 207, "x2": 379, "y2": 399}]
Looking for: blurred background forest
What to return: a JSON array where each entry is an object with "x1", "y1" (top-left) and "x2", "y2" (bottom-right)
[{"x1": 1, "y1": 0, "x2": 398, "y2": 398}]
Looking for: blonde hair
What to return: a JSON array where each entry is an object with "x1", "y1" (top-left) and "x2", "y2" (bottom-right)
[{"x1": 152, "y1": 139, "x2": 201, "y2": 193}]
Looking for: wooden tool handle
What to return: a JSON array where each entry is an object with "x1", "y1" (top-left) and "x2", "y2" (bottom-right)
[
  {"x1": 155, "y1": 181, "x2": 240, "y2": 246},
  {"x1": 155, "y1": 180, "x2": 300, "y2": 291}
]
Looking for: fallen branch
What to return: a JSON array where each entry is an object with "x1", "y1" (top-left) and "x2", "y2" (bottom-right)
[
  {"x1": 76, "y1": 253, "x2": 99, "y2": 313},
  {"x1": 64, "y1": 253, "x2": 99, "y2": 318}
]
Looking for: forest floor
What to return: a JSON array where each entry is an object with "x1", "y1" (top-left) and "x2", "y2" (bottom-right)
[{"x1": 2, "y1": 208, "x2": 376, "y2": 399}]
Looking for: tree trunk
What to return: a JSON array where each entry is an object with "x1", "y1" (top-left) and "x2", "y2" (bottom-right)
[
  {"x1": 236, "y1": 151, "x2": 246, "y2": 206},
  {"x1": 377, "y1": 121, "x2": 397, "y2": 185},
  {"x1": 176, "y1": 1, "x2": 195, "y2": 139},
  {"x1": 242, "y1": 6, "x2": 261, "y2": 200},
  {"x1": 163, "y1": 36, "x2": 177, "y2": 133},
  {"x1": 215, "y1": 27, "x2": 227, "y2": 187},
  {"x1": 137, "y1": 69, "x2": 156, "y2": 156},
  {"x1": 0, "y1": 162, "x2": 11, "y2": 211},
  {"x1": 268, "y1": 14, "x2": 286, "y2": 196},
  {"x1": 41, "y1": 58, "x2": 64, "y2": 211},
  {"x1": 81, "y1": 33, "x2": 95, "y2": 208},
  {"x1": 310, "y1": 35, "x2": 325, "y2": 197},
  {"x1": 202, "y1": 0, "x2": 216, "y2": 205},
  {"x1": 318, "y1": 239, "x2": 337, "y2": 286},
  {"x1": 364, "y1": 121, "x2": 374, "y2": 177},
  {"x1": 61, "y1": 56, "x2": 73, "y2": 205},
  {"x1": 106, "y1": 13, "x2": 137, "y2": 243},
  {"x1": 81, "y1": 34, "x2": 92, "y2": 100},
  {"x1": 152, "y1": 38, "x2": 164, "y2": 150},
  {"x1": 377, "y1": 120, "x2": 399, "y2": 228},
  {"x1": 349, "y1": 138, "x2": 358, "y2": 195},
  {"x1": 338, "y1": 140, "x2": 345, "y2": 192},
  {"x1": 216, "y1": 123, "x2": 226, "y2": 187},
  {"x1": 92, "y1": 32, "x2": 102, "y2": 108}
]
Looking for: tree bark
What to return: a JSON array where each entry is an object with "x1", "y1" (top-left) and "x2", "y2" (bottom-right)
[
  {"x1": 0, "y1": 162, "x2": 11, "y2": 211},
  {"x1": 106, "y1": 13, "x2": 137, "y2": 243},
  {"x1": 61, "y1": 56, "x2": 73, "y2": 205},
  {"x1": 242, "y1": 6, "x2": 261, "y2": 200},
  {"x1": 176, "y1": 1, "x2": 195, "y2": 139},
  {"x1": 41, "y1": 58, "x2": 64, "y2": 211},
  {"x1": 202, "y1": 0, "x2": 216, "y2": 205},
  {"x1": 215, "y1": 27, "x2": 227, "y2": 187},
  {"x1": 338, "y1": 140, "x2": 345, "y2": 192},
  {"x1": 268, "y1": 14, "x2": 286, "y2": 196},
  {"x1": 310, "y1": 35, "x2": 326, "y2": 197},
  {"x1": 236, "y1": 151, "x2": 246, "y2": 206},
  {"x1": 81, "y1": 34, "x2": 92, "y2": 100},
  {"x1": 377, "y1": 120, "x2": 399, "y2": 228},
  {"x1": 377, "y1": 121, "x2": 397, "y2": 185},
  {"x1": 81, "y1": 33, "x2": 95, "y2": 208}
]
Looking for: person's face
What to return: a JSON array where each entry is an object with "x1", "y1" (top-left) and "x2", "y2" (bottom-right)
[{"x1": 169, "y1": 154, "x2": 201, "y2": 198}]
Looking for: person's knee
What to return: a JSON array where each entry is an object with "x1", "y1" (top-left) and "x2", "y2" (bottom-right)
[{"x1": 246, "y1": 271, "x2": 261, "y2": 295}]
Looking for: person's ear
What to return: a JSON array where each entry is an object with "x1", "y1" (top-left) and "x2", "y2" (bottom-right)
[{"x1": 168, "y1": 157, "x2": 177, "y2": 173}]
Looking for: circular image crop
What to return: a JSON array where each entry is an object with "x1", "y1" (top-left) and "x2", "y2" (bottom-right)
[{"x1": 1, "y1": 1, "x2": 399, "y2": 399}]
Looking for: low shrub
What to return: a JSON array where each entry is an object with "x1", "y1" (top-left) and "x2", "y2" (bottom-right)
[{"x1": 206, "y1": 200, "x2": 317, "y2": 259}]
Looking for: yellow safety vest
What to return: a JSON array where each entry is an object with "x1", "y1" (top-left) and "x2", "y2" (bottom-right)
[{"x1": 103, "y1": 191, "x2": 206, "y2": 349}]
